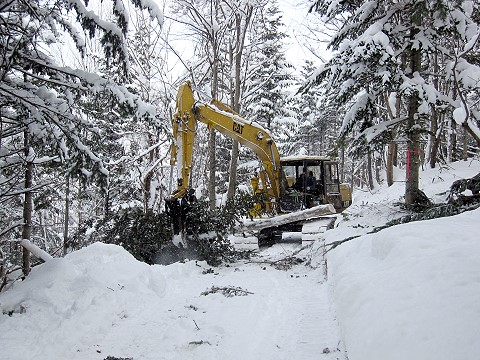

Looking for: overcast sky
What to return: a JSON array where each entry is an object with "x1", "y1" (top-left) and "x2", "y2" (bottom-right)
[
  {"x1": 162, "y1": 0, "x2": 331, "y2": 78},
  {"x1": 278, "y1": 0, "x2": 331, "y2": 67}
]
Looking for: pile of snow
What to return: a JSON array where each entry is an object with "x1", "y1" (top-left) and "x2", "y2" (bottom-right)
[
  {"x1": 1, "y1": 243, "x2": 166, "y2": 314},
  {"x1": 330, "y1": 160, "x2": 480, "y2": 239},
  {"x1": 0, "y1": 243, "x2": 166, "y2": 359},
  {"x1": 329, "y1": 208, "x2": 480, "y2": 360}
]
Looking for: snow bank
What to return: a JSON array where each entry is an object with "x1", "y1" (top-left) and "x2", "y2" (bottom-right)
[
  {"x1": 331, "y1": 159, "x2": 480, "y2": 238},
  {"x1": 328, "y1": 208, "x2": 480, "y2": 360},
  {"x1": 0, "y1": 243, "x2": 166, "y2": 359},
  {"x1": 1, "y1": 243, "x2": 166, "y2": 314}
]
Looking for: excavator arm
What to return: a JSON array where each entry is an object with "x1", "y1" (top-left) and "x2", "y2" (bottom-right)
[{"x1": 169, "y1": 81, "x2": 282, "y2": 202}]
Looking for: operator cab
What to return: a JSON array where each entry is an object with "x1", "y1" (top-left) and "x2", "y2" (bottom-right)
[{"x1": 280, "y1": 156, "x2": 350, "y2": 212}]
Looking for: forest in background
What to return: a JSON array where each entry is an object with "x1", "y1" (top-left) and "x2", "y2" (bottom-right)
[{"x1": 1, "y1": 0, "x2": 479, "y2": 285}]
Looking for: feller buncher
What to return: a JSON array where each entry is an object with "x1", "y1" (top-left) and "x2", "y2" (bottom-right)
[{"x1": 166, "y1": 81, "x2": 352, "y2": 245}]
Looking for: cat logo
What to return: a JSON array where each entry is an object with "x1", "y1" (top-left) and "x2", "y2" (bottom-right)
[{"x1": 233, "y1": 121, "x2": 244, "y2": 134}]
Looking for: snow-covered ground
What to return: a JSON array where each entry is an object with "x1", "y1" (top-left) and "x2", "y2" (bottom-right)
[
  {"x1": 318, "y1": 159, "x2": 480, "y2": 360},
  {"x1": 0, "y1": 243, "x2": 344, "y2": 360},
  {"x1": 1, "y1": 160, "x2": 479, "y2": 360}
]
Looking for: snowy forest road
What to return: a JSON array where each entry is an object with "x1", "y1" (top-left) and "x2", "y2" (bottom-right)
[
  {"x1": 0, "y1": 243, "x2": 347, "y2": 360},
  {"x1": 128, "y1": 244, "x2": 349, "y2": 360}
]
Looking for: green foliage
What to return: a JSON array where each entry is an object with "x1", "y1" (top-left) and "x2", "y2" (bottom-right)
[
  {"x1": 398, "y1": 189, "x2": 433, "y2": 212},
  {"x1": 448, "y1": 173, "x2": 480, "y2": 201},
  {"x1": 103, "y1": 210, "x2": 172, "y2": 264},
  {"x1": 183, "y1": 195, "x2": 255, "y2": 266},
  {"x1": 226, "y1": 191, "x2": 271, "y2": 219},
  {"x1": 72, "y1": 192, "x2": 259, "y2": 266},
  {"x1": 162, "y1": 192, "x2": 262, "y2": 266},
  {"x1": 306, "y1": 0, "x2": 480, "y2": 160},
  {"x1": 72, "y1": 208, "x2": 172, "y2": 264},
  {"x1": 246, "y1": 2, "x2": 295, "y2": 132}
]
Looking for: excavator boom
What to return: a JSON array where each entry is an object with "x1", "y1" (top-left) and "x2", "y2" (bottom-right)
[{"x1": 170, "y1": 81, "x2": 281, "y2": 201}]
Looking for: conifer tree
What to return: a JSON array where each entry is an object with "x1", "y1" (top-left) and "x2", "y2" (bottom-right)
[
  {"x1": 246, "y1": 2, "x2": 295, "y2": 133},
  {"x1": 307, "y1": 0, "x2": 480, "y2": 205},
  {"x1": 293, "y1": 60, "x2": 339, "y2": 157},
  {"x1": 0, "y1": 0, "x2": 163, "y2": 277}
]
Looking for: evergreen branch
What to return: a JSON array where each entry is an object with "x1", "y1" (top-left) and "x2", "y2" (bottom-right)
[{"x1": 10, "y1": 65, "x2": 89, "y2": 92}]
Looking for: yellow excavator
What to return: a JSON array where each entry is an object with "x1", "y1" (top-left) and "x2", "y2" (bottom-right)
[{"x1": 166, "y1": 81, "x2": 352, "y2": 241}]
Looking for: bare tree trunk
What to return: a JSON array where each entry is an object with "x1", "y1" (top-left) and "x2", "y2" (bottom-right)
[
  {"x1": 208, "y1": 130, "x2": 217, "y2": 210},
  {"x1": 463, "y1": 127, "x2": 468, "y2": 161},
  {"x1": 227, "y1": 42, "x2": 238, "y2": 200},
  {"x1": 450, "y1": 119, "x2": 457, "y2": 162},
  {"x1": 375, "y1": 156, "x2": 381, "y2": 184},
  {"x1": 405, "y1": 113, "x2": 421, "y2": 205},
  {"x1": 367, "y1": 150, "x2": 374, "y2": 190},
  {"x1": 393, "y1": 142, "x2": 398, "y2": 166},
  {"x1": 144, "y1": 171, "x2": 153, "y2": 214},
  {"x1": 429, "y1": 115, "x2": 443, "y2": 169},
  {"x1": 208, "y1": 39, "x2": 220, "y2": 210},
  {"x1": 428, "y1": 108, "x2": 439, "y2": 168},
  {"x1": 350, "y1": 159, "x2": 355, "y2": 190},
  {"x1": 405, "y1": 5, "x2": 422, "y2": 206},
  {"x1": 104, "y1": 187, "x2": 110, "y2": 217},
  {"x1": 383, "y1": 91, "x2": 399, "y2": 186},
  {"x1": 22, "y1": 130, "x2": 33, "y2": 277},
  {"x1": 143, "y1": 132, "x2": 155, "y2": 214},
  {"x1": 339, "y1": 144, "x2": 345, "y2": 183},
  {"x1": 228, "y1": 141, "x2": 239, "y2": 198},
  {"x1": 78, "y1": 180, "x2": 83, "y2": 228},
  {"x1": 428, "y1": 50, "x2": 440, "y2": 168},
  {"x1": 361, "y1": 162, "x2": 366, "y2": 189},
  {"x1": 386, "y1": 142, "x2": 395, "y2": 186},
  {"x1": 227, "y1": 8, "x2": 253, "y2": 201},
  {"x1": 63, "y1": 175, "x2": 70, "y2": 256},
  {"x1": 0, "y1": 247, "x2": 6, "y2": 291}
]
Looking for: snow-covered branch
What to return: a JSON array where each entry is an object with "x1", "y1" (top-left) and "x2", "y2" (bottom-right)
[{"x1": 20, "y1": 239, "x2": 53, "y2": 262}]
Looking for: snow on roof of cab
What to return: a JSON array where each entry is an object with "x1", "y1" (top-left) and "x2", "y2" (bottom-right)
[{"x1": 280, "y1": 155, "x2": 332, "y2": 162}]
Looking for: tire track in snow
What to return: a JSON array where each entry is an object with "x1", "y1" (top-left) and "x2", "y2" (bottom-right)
[
  {"x1": 211, "y1": 244, "x2": 348, "y2": 360},
  {"x1": 268, "y1": 267, "x2": 347, "y2": 360}
]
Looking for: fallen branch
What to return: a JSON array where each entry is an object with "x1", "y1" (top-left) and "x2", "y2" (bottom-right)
[
  {"x1": 325, "y1": 200, "x2": 480, "y2": 253},
  {"x1": 325, "y1": 235, "x2": 362, "y2": 253},
  {"x1": 189, "y1": 340, "x2": 211, "y2": 346},
  {"x1": 266, "y1": 256, "x2": 304, "y2": 270},
  {"x1": 201, "y1": 286, "x2": 253, "y2": 297},
  {"x1": 239, "y1": 204, "x2": 336, "y2": 233},
  {"x1": 247, "y1": 243, "x2": 312, "y2": 270}
]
